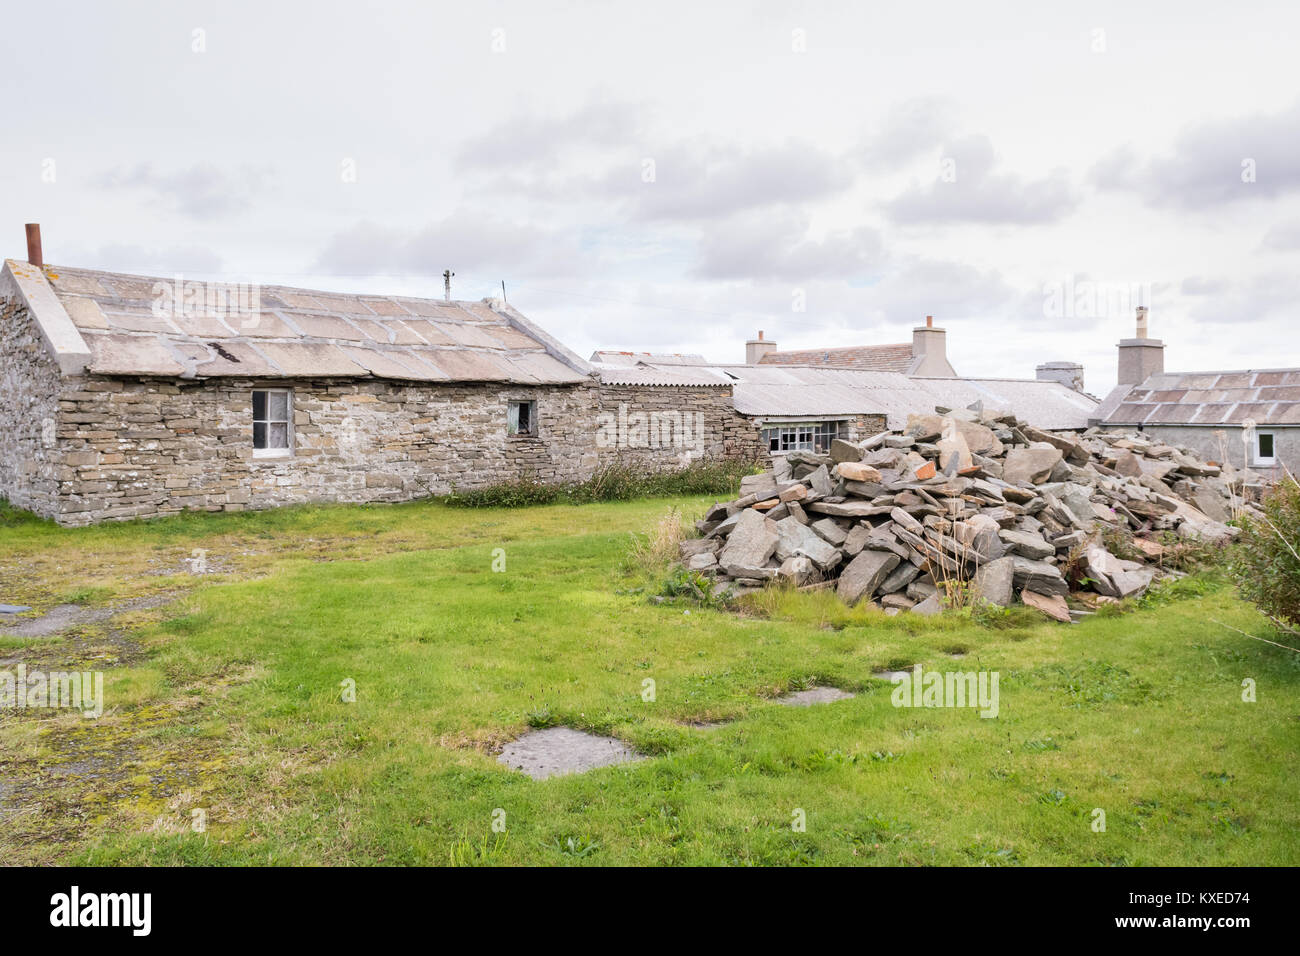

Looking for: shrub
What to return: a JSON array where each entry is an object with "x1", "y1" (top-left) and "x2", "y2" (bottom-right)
[
  {"x1": 1228, "y1": 475, "x2": 1300, "y2": 629},
  {"x1": 444, "y1": 459, "x2": 756, "y2": 508}
]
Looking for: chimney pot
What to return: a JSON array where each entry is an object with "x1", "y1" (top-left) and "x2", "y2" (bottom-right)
[
  {"x1": 745, "y1": 330, "x2": 777, "y2": 364},
  {"x1": 24, "y1": 223, "x2": 42, "y2": 268},
  {"x1": 926, "y1": 315, "x2": 933, "y2": 328},
  {"x1": 1117, "y1": 307, "x2": 1164, "y2": 385}
]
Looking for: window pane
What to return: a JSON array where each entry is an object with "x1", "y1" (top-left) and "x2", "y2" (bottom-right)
[
  {"x1": 269, "y1": 392, "x2": 289, "y2": 421},
  {"x1": 269, "y1": 423, "x2": 289, "y2": 448},
  {"x1": 1259, "y1": 433, "x2": 1274, "y2": 458},
  {"x1": 507, "y1": 402, "x2": 520, "y2": 435},
  {"x1": 253, "y1": 391, "x2": 267, "y2": 421},
  {"x1": 520, "y1": 402, "x2": 533, "y2": 434},
  {"x1": 253, "y1": 421, "x2": 267, "y2": 449}
]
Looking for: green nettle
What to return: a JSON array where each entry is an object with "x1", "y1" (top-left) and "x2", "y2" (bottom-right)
[{"x1": 1229, "y1": 476, "x2": 1300, "y2": 630}]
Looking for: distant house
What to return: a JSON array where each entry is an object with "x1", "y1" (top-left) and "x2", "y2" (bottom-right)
[
  {"x1": 745, "y1": 316, "x2": 957, "y2": 376},
  {"x1": 596, "y1": 321, "x2": 1092, "y2": 455},
  {"x1": 590, "y1": 352, "x2": 1099, "y2": 457},
  {"x1": 1094, "y1": 308, "x2": 1300, "y2": 474}
]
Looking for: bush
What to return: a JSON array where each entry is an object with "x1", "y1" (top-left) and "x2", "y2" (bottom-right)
[
  {"x1": 444, "y1": 459, "x2": 757, "y2": 508},
  {"x1": 1228, "y1": 475, "x2": 1300, "y2": 628}
]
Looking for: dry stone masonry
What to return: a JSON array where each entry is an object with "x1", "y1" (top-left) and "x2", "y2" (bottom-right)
[{"x1": 684, "y1": 403, "x2": 1265, "y2": 621}]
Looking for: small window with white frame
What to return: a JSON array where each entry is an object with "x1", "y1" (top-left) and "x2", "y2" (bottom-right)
[
  {"x1": 507, "y1": 400, "x2": 537, "y2": 437},
  {"x1": 252, "y1": 388, "x2": 293, "y2": 456},
  {"x1": 761, "y1": 421, "x2": 843, "y2": 455},
  {"x1": 1254, "y1": 429, "x2": 1277, "y2": 467}
]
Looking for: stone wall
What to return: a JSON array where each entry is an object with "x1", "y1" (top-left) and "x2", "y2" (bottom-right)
[
  {"x1": 0, "y1": 300, "x2": 65, "y2": 517},
  {"x1": 592, "y1": 385, "x2": 765, "y2": 468},
  {"x1": 34, "y1": 377, "x2": 762, "y2": 525},
  {"x1": 1103, "y1": 424, "x2": 1299, "y2": 480}
]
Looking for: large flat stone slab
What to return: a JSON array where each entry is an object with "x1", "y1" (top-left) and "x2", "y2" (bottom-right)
[
  {"x1": 836, "y1": 549, "x2": 900, "y2": 605},
  {"x1": 497, "y1": 728, "x2": 644, "y2": 780},
  {"x1": 777, "y1": 687, "x2": 855, "y2": 707}
]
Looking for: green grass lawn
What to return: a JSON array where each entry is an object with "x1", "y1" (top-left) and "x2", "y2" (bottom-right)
[{"x1": 1, "y1": 497, "x2": 1297, "y2": 866}]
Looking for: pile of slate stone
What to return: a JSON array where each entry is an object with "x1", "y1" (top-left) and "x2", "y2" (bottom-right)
[{"x1": 680, "y1": 405, "x2": 1265, "y2": 622}]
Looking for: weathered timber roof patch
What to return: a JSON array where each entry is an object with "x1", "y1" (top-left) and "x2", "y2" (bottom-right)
[
  {"x1": 1098, "y1": 369, "x2": 1300, "y2": 427},
  {"x1": 38, "y1": 264, "x2": 591, "y2": 384},
  {"x1": 759, "y1": 343, "x2": 915, "y2": 373}
]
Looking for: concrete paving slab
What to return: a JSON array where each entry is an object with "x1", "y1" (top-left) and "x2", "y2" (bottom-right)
[
  {"x1": 777, "y1": 686, "x2": 855, "y2": 706},
  {"x1": 497, "y1": 728, "x2": 645, "y2": 780}
]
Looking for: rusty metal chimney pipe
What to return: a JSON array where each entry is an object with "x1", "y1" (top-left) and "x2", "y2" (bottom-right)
[{"x1": 25, "y1": 223, "x2": 43, "y2": 268}]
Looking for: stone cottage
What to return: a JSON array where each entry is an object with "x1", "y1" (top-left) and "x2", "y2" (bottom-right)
[
  {"x1": 1093, "y1": 308, "x2": 1300, "y2": 475},
  {"x1": 0, "y1": 251, "x2": 759, "y2": 526}
]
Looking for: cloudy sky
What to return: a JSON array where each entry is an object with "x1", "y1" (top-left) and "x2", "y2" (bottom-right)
[{"x1": 5, "y1": 0, "x2": 1298, "y2": 395}]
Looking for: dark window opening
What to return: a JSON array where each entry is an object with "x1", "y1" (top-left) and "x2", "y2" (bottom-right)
[
  {"x1": 508, "y1": 400, "x2": 537, "y2": 437},
  {"x1": 1258, "y1": 432, "x2": 1275, "y2": 460}
]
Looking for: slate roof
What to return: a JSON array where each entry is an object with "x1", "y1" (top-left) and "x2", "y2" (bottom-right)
[
  {"x1": 594, "y1": 363, "x2": 1100, "y2": 430},
  {"x1": 1097, "y1": 369, "x2": 1300, "y2": 427},
  {"x1": 35, "y1": 264, "x2": 591, "y2": 384},
  {"x1": 758, "y1": 343, "x2": 915, "y2": 373}
]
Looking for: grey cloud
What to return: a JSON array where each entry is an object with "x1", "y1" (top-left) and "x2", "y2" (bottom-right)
[
  {"x1": 693, "y1": 210, "x2": 883, "y2": 281},
  {"x1": 64, "y1": 242, "x2": 225, "y2": 275},
  {"x1": 621, "y1": 140, "x2": 856, "y2": 222},
  {"x1": 455, "y1": 100, "x2": 643, "y2": 170},
  {"x1": 96, "y1": 162, "x2": 273, "y2": 219},
  {"x1": 883, "y1": 134, "x2": 1077, "y2": 225},
  {"x1": 1182, "y1": 271, "x2": 1300, "y2": 326},
  {"x1": 1182, "y1": 276, "x2": 1230, "y2": 296},
  {"x1": 868, "y1": 257, "x2": 1017, "y2": 320},
  {"x1": 312, "y1": 212, "x2": 593, "y2": 281},
  {"x1": 1090, "y1": 101, "x2": 1300, "y2": 208},
  {"x1": 1260, "y1": 219, "x2": 1300, "y2": 251},
  {"x1": 858, "y1": 97, "x2": 959, "y2": 169}
]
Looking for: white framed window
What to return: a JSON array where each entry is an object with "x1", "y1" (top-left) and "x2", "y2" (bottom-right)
[
  {"x1": 761, "y1": 421, "x2": 843, "y2": 455},
  {"x1": 507, "y1": 400, "x2": 537, "y2": 437},
  {"x1": 252, "y1": 389, "x2": 293, "y2": 457},
  {"x1": 1254, "y1": 430, "x2": 1277, "y2": 467}
]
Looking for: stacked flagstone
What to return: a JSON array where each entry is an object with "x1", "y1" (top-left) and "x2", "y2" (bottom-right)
[{"x1": 680, "y1": 404, "x2": 1264, "y2": 622}]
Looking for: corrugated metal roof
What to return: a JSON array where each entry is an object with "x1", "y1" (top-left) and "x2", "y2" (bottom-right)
[
  {"x1": 595, "y1": 363, "x2": 1100, "y2": 429},
  {"x1": 908, "y1": 376, "x2": 1102, "y2": 430},
  {"x1": 1099, "y1": 369, "x2": 1300, "y2": 426},
  {"x1": 42, "y1": 265, "x2": 591, "y2": 384}
]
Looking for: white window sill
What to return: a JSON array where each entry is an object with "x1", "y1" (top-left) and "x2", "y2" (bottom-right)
[{"x1": 253, "y1": 449, "x2": 293, "y2": 460}]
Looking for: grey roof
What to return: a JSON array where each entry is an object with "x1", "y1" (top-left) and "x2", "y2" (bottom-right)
[
  {"x1": 595, "y1": 362, "x2": 1100, "y2": 429},
  {"x1": 590, "y1": 350, "x2": 709, "y2": 366},
  {"x1": 908, "y1": 376, "x2": 1101, "y2": 430},
  {"x1": 1097, "y1": 368, "x2": 1300, "y2": 427},
  {"x1": 32, "y1": 263, "x2": 591, "y2": 384}
]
